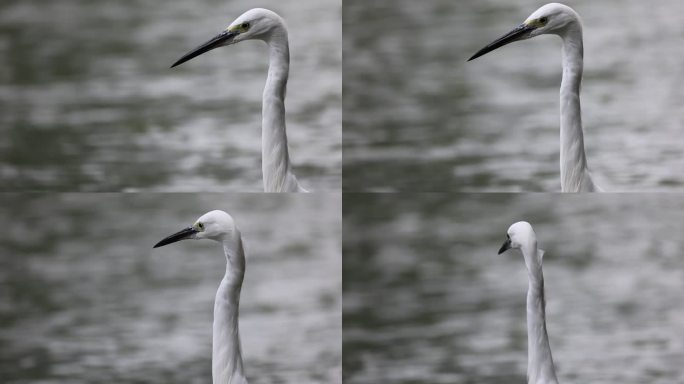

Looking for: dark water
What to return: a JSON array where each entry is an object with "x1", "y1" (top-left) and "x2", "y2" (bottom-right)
[
  {"x1": 0, "y1": 0, "x2": 341, "y2": 191},
  {"x1": 0, "y1": 193, "x2": 342, "y2": 383},
  {"x1": 343, "y1": 0, "x2": 684, "y2": 192},
  {"x1": 344, "y1": 194, "x2": 684, "y2": 383}
]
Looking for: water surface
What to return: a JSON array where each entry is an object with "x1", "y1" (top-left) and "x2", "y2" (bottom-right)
[
  {"x1": 0, "y1": 0, "x2": 341, "y2": 191},
  {"x1": 343, "y1": 0, "x2": 684, "y2": 191},
  {"x1": 344, "y1": 194, "x2": 684, "y2": 383},
  {"x1": 0, "y1": 193, "x2": 342, "y2": 383}
]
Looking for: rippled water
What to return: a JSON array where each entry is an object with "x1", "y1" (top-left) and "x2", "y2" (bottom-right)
[
  {"x1": 344, "y1": 194, "x2": 684, "y2": 383},
  {"x1": 0, "y1": 193, "x2": 341, "y2": 383},
  {"x1": 0, "y1": 0, "x2": 341, "y2": 191},
  {"x1": 343, "y1": 0, "x2": 684, "y2": 192}
]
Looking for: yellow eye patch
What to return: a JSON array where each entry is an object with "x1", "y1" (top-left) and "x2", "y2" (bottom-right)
[
  {"x1": 525, "y1": 17, "x2": 548, "y2": 28},
  {"x1": 228, "y1": 22, "x2": 251, "y2": 33}
]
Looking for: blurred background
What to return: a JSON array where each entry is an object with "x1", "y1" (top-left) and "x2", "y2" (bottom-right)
[
  {"x1": 0, "y1": 0, "x2": 341, "y2": 191},
  {"x1": 0, "y1": 193, "x2": 341, "y2": 383},
  {"x1": 344, "y1": 194, "x2": 684, "y2": 383},
  {"x1": 343, "y1": 0, "x2": 684, "y2": 192}
]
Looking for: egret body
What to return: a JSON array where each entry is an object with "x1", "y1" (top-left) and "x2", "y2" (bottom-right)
[
  {"x1": 154, "y1": 210, "x2": 248, "y2": 384},
  {"x1": 172, "y1": 8, "x2": 308, "y2": 193},
  {"x1": 498, "y1": 221, "x2": 559, "y2": 384},
  {"x1": 469, "y1": 3, "x2": 601, "y2": 192}
]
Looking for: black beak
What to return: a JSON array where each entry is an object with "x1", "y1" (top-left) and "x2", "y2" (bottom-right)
[
  {"x1": 171, "y1": 30, "x2": 238, "y2": 68},
  {"x1": 468, "y1": 24, "x2": 536, "y2": 61},
  {"x1": 498, "y1": 238, "x2": 512, "y2": 255},
  {"x1": 153, "y1": 227, "x2": 198, "y2": 248}
]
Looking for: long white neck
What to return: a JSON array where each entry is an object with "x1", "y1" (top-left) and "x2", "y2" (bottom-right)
[
  {"x1": 522, "y1": 244, "x2": 558, "y2": 384},
  {"x1": 558, "y1": 23, "x2": 598, "y2": 192},
  {"x1": 261, "y1": 28, "x2": 306, "y2": 193},
  {"x1": 212, "y1": 234, "x2": 248, "y2": 384}
]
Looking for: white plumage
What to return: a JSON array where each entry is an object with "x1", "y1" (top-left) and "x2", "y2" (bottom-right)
[
  {"x1": 154, "y1": 210, "x2": 248, "y2": 384},
  {"x1": 172, "y1": 8, "x2": 308, "y2": 193},
  {"x1": 499, "y1": 221, "x2": 559, "y2": 384},
  {"x1": 470, "y1": 3, "x2": 602, "y2": 192}
]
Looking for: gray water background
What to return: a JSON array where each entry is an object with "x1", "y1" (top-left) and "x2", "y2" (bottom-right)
[
  {"x1": 343, "y1": 0, "x2": 684, "y2": 192},
  {"x1": 344, "y1": 194, "x2": 684, "y2": 383},
  {"x1": 0, "y1": 193, "x2": 342, "y2": 383},
  {"x1": 0, "y1": 0, "x2": 341, "y2": 192}
]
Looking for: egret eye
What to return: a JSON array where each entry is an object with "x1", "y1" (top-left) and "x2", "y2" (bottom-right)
[
  {"x1": 241, "y1": 22, "x2": 250, "y2": 30},
  {"x1": 197, "y1": 222, "x2": 205, "y2": 231},
  {"x1": 539, "y1": 17, "x2": 548, "y2": 24}
]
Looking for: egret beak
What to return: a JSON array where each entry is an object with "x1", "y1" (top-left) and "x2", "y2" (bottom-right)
[
  {"x1": 171, "y1": 30, "x2": 238, "y2": 68},
  {"x1": 468, "y1": 24, "x2": 536, "y2": 61},
  {"x1": 153, "y1": 227, "x2": 199, "y2": 248},
  {"x1": 498, "y1": 238, "x2": 512, "y2": 255}
]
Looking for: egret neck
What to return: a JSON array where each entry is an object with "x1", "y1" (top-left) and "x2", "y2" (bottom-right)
[
  {"x1": 212, "y1": 233, "x2": 247, "y2": 384},
  {"x1": 559, "y1": 22, "x2": 593, "y2": 192},
  {"x1": 521, "y1": 243, "x2": 559, "y2": 384},
  {"x1": 262, "y1": 27, "x2": 302, "y2": 192}
]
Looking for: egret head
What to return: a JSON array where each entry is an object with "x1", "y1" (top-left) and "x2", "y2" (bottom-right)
[
  {"x1": 171, "y1": 8, "x2": 286, "y2": 68},
  {"x1": 468, "y1": 3, "x2": 581, "y2": 61},
  {"x1": 498, "y1": 221, "x2": 537, "y2": 255},
  {"x1": 153, "y1": 210, "x2": 238, "y2": 248}
]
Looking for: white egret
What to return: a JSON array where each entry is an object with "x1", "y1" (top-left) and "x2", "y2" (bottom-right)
[
  {"x1": 469, "y1": 3, "x2": 602, "y2": 192},
  {"x1": 154, "y1": 210, "x2": 249, "y2": 384},
  {"x1": 172, "y1": 8, "x2": 308, "y2": 193},
  {"x1": 498, "y1": 221, "x2": 559, "y2": 384}
]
